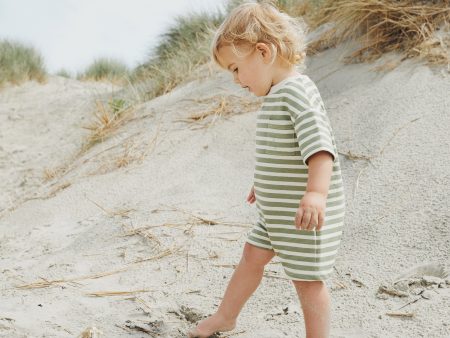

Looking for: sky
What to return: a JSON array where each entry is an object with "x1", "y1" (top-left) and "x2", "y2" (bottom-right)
[{"x1": 0, "y1": 0, "x2": 227, "y2": 75}]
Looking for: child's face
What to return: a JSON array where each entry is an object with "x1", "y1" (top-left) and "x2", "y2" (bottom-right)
[{"x1": 216, "y1": 43, "x2": 274, "y2": 97}]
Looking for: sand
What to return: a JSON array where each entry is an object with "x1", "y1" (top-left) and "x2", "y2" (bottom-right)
[{"x1": 1, "y1": 42, "x2": 450, "y2": 337}]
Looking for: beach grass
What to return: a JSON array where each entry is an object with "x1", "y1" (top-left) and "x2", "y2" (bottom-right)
[
  {"x1": 307, "y1": 0, "x2": 450, "y2": 64},
  {"x1": 81, "y1": 97, "x2": 135, "y2": 152},
  {"x1": 55, "y1": 68, "x2": 72, "y2": 78},
  {"x1": 0, "y1": 39, "x2": 47, "y2": 87},
  {"x1": 131, "y1": 0, "x2": 449, "y2": 105},
  {"x1": 78, "y1": 57, "x2": 130, "y2": 84},
  {"x1": 130, "y1": 11, "x2": 224, "y2": 101}
]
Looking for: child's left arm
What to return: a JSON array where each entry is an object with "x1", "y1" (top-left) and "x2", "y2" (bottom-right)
[{"x1": 295, "y1": 150, "x2": 333, "y2": 231}]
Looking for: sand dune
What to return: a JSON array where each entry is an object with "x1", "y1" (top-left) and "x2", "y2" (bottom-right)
[{"x1": 1, "y1": 43, "x2": 449, "y2": 337}]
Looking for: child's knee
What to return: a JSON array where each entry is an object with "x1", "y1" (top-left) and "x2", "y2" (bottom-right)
[
  {"x1": 241, "y1": 242, "x2": 274, "y2": 267},
  {"x1": 292, "y1": 280, "x2": 325, "y2": 294}
]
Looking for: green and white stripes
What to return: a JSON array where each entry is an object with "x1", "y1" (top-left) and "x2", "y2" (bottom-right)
[{"x1": 247, "y1": 75, "x2": 346, "y2": 281}]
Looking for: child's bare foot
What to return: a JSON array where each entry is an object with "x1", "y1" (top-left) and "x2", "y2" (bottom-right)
[{"x1": 187, "y1": 313, "x2": 236, "y2": 338}]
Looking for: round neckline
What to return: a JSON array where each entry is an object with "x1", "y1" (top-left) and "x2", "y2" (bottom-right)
[{"x1": 267, "y1": 73, "x2": 303, "y2": 96}]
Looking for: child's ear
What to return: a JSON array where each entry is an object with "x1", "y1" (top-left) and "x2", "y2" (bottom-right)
[{"x1": 256, "y1": 42, "x2": 273, "y2": 63}]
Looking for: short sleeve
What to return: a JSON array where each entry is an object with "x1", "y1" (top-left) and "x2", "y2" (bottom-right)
[{"x1": 280, "y1": 88, "x2": 338, "y2": 166}]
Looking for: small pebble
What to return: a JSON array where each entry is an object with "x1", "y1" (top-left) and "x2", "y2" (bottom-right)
[
  {"x1": 394, "y1": 280, "x2": 409, "y2": 292},
  {"x1": 422, "y1": 275, "x2": 444, "y2": 285},
  {"x1": 421, "y1": 290, "x2": 434, "y2": 299},
  {"x1": 376, "y1": 293, "x2": 388, "y2": 300}
]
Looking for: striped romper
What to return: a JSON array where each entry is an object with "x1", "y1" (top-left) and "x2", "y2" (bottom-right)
[{"x1": 246, "y1": 74, "x2": 346, "y2": 281}]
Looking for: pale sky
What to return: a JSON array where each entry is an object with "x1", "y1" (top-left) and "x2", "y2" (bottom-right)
[{"x1": 0, "y1": 0, "x2": 227, "y2": 74}]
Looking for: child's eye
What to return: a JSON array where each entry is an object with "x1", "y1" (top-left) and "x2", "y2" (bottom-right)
[{"x1": 233, "y1": 68, "x2": 238, "y2": 73}]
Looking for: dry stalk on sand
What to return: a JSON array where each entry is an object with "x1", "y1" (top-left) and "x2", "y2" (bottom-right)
[
  {"x1": 385, "y1": 311, "x2": 415, "y2": 318},
  {"x1": 176, "y1": 95, "x2": 261, "y2": 129},
  {"x1": 152, "y1": 205, "x2": 253, "y2": 228},
  {"x1": 14, "y1": 248, "x2": 176, "y2": 290},
  {"x1": 15, "y1": 266, "x2": 130, "y2": 289},
  {"x1": 85, "y1": 289, "x2": 152, "y2": 297},
  {"x1": 89, "y1": 130, "x2": 160, "y2": 175},
  {"x1": 43, "y1": 165, "x2": 67, "y2": 182},
  {"x1": 85, "y1": 195, "x2": 135, "y2": 218},
  {"x1": 121, "y1": 221, "x2": 162, "y2": 247},
  {"x1": 308, "y1": 0, "x2": 450, "y2": 64}
]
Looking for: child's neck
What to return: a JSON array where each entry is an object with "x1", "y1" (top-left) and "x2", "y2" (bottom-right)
[{"x1": 271, "y1": 67, "x2": 301, "y2": 87}]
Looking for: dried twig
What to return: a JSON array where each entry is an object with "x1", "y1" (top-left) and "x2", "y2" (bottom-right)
[
  {"x1": 385, "y1": 311, "x2": 415, "y2": 318},
  {"x1": 396, "y1": 296, "x2": 422, "y2": 310},
  {"x1": 85, "y1": 289, "x2": 152, "y2": 297},
  {"x1": 15, "y1": 248, "x2": 177, "y2": 290},
  {"x1": 16, "y1": 266, "x2": 130, "y2": 289},
  {"x1": 85, "y1": 195, "x2": 135, "y2": 217}
]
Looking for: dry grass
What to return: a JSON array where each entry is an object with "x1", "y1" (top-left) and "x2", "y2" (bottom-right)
[
  {"x1": 77, "y1": 57, "x2": 130, "y2": 85},
  {"x1": 81, "y1": 98, "x2": 135, "y2": 152},
  {"x1": 14, "y1": 248, "x2": 175, "y2": 290},
  {"x1": 43, "y1": 165, "x2": 67, "y2": 182},
  {"x1": 308, "y1": 0, "x2": 450, "y2": 64},
  {"x1": 85, "y1": 289, "x2": 152, "y2": 297},
  {"x1": 131, "y1": 12, "x2": 222, "y2": 101},
  {"x1": 15, "y1": 266, "x2": 130, "y2": 289},
  {"x1": 175, "y1": 95, "x2": 261, "y2": 129},
  {"x1": 121, "y1": 221, "x2": 162, "y2": 247},
  {"x1": 115, "y1": 205, "x2": 252, "y2": 261},
  {"x1": 88, "y1": 128, "x2": 160, "y2": 176},
  {"x1": 85, "y1": 196, "x2": 136, "y2": 218},
  {"x1": 47, "y1": 182, "x2": 72, "y2": 198}
]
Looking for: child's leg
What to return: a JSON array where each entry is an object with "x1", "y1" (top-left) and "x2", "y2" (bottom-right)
[
  {"x1": 292, "y1": 280, "x2": 331, "y2": 338},
  {"x1": 188, "y1": 242, "x2": 275, "y2": 338}
]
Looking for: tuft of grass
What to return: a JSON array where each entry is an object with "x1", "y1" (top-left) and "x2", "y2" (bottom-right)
[
  {"x1": 269, "y1": 0, "x2": 325, "y2": 19},
  {"x1": 307, "y1": 0, "x2": 450, "y2": 64},
  {"x1": 81, "y1": 97, "x2": 134, "y2": 152},
  {"x1": 78, "y1": 57, "x2": 130, "y2": 84},
  {"x1": 0, "y1": 39, "x2": 47, "y2": 87},
  {"x1": 131, "y1": 11, "x2": 224, "y2": 101},
  {"x1": 55, "y1": 68, "x2": 72, "y2": 78}
]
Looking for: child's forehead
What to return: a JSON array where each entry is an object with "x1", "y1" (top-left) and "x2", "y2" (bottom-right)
[{"x1": 217, "y1": 44, "x2": 252, "y2": 65}]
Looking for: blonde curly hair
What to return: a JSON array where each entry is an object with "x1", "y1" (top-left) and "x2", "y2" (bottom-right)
[{"x1": 211, "y1": 1, "x2": 307, "y2": 69}]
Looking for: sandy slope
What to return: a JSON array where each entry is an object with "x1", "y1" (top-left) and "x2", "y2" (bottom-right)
[
  {"x1": 0, "y1": 76, "x2": 121, "y2": 215},
  {"x1": 1, "y1": 45, "x2": 449, "y2": 338}
]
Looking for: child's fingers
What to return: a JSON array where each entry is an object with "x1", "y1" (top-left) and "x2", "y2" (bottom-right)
[
  {"x1": 246, "y1": 192, "x2": 253, "y2": 201},
  {"x1": 316, "y1": 211, "x2": 325, "y2": 231},
  {"x1": 295, "y1": 208, "x2": 303, "y2": 229},
  {"x1": 307, "y1": 209, "x2": 319, "y2": 231},
  {"x1": 300, "y1": 208, "x2": 311, "y2": 230},
  {"x1": 246, "y1": 188, "x2": 256, "y2": 204}
]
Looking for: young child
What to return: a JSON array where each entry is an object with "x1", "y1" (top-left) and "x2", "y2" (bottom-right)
[{"x1": 189, "y1": 2, "x2": 345, "y2": 337}]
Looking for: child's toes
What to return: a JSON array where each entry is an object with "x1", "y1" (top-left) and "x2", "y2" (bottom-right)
[{"x1": 187, "y1": 328, "x2": 202, "y2": 338}]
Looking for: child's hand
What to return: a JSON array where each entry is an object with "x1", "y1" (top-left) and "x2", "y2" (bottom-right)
[
  {"x1": 246, "y1": 185, "x2": 256, "y2": 204},
  {"x1": 295, "y1": 192, "x2": 326, "y2": 231}
]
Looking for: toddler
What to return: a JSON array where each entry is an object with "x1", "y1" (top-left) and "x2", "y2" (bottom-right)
[{"x1": 189, "y1": 2, "x2": 345, "y2": 337}]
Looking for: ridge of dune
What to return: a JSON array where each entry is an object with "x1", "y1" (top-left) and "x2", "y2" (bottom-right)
[{"x1": 0, "y1": 43, "x2": 449, "y2": 337}]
